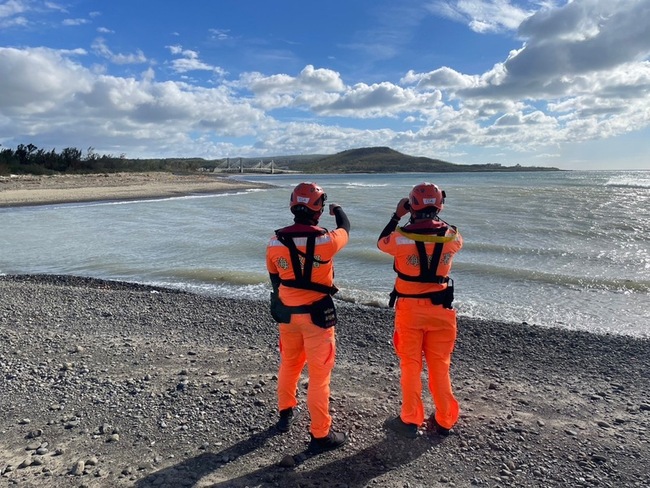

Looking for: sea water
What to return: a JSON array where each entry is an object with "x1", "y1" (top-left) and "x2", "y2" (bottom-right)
[{"x1": 1, "y1": 171, "x2": 648, "y2": 337}]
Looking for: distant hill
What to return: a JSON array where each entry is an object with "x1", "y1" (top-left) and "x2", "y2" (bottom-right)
[{"x1": 278, "y1": 147, "x2": 559, "y2": 173}]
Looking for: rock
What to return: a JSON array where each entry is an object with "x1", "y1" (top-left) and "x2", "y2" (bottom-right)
[
  {"x1": 278, "y1": 455, "x2": 296, "y2": 468},
  {"x1": 70, "y1": 460, "x2": 85, "y2": 476}
]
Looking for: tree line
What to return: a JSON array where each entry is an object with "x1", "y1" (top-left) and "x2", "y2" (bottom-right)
[{"x1": 0, "y1": 144, "x2": 207, "y2": 176}]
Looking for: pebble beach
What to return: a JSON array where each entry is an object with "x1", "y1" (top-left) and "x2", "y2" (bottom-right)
[{"x1": 1, "y1": 173, "x2": 649, "y2": 487}]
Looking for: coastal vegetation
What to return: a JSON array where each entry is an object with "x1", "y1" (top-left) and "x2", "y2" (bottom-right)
[{"x1": 0, "y1": 143, "x2": 559, "y2": 176}]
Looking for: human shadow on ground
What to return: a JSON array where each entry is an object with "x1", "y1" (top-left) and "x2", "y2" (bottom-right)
[
  {"x1": 208, "y1": 428, "x2": 442, "y2": 488},
  {"x1": 135, "y1": 423, "x2": 444, "y2": 488},
  {"x1": 133, "y1": 425, "x2": 279, "y2": 488}
]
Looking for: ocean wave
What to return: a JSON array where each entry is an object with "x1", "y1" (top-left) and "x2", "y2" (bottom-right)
[
  {"x1": 456, "y1": 262, "x2": 650, "y2": 293},
  {"x1": 163, "y1": 268, "x2": 268, "y2": 286},
  {"x1": 605, "y1": 176, "x2": 650, "y2": 189},
  {"x1": 344, "y1": 182, "x2": 390, "y2": 188}
]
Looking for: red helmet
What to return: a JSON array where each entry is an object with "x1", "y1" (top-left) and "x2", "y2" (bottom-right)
[
  {"x1": 290, "y1": 182, "x2": 327, "y2": 212},
  {"x1": 409, "y1": 182, "x2": 445, "y2": 212}
]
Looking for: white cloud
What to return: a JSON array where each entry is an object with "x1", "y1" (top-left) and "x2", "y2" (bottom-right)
[
  {"x1": 402, "y1": 67, "x2": 478, "y2": 89},
  {"x1": 0, "y1": 0, "x2": 28, "y2": 18},
  {"x1": 166, "y1": 45, "x2": 227, "y2": 77},
  {"x1": 62, "y1": 18, "x2": 88, "y2": 26},
  {"x1": 428, "y1": 0, "x2": 535, "y2": 33},
  {"x1": 241, "y1": 65, "x2": 345, "y2": 96},
  {"x1": 0, "y1": 0, "x2": 29, "y2": 27},
  {"x1": 92, "y1": 38, "x2": 147, "y2": 65},
  {"x1": 0, "y1": 47, "x2": 90, "y2": 114},
  {"x1": 312, "y1": 82, "x2": 421, "y2": 117},
  {"x1": 209, "y1": 28, "x2": 232, "y2": 41},
  {"x1": 0, "y1": 46, "x2": 266, "y2": 157}
]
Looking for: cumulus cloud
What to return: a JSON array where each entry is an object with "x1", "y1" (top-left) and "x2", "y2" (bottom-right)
[
  {"x1": 0, "y1": 46, "x2": 265, "y2": 157},
  {"x1": 0, "y1": 47, "x2": 90, "y2": 113},
  {"x1": 461, "y1": 0, "x2": 650, "y2": 99},
  {"x1": 242, "y1": 65, "x2": 346, "y2": 94},
  {"x1": 402, "y1": 67, "x2": 478, "y2": 89},
  {"x1": 404, "y1": 0, "x2": 650, "y2": 155},
  {"x1": 166, "y1": 45, "x2": 227, "y2": 77},
  {"x1": 311, "y1": 82, "x2": 422, "y2": 117}
]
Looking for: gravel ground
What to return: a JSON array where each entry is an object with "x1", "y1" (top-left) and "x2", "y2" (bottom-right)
[{"x1": 1, "y1": 274, "x2": 649, "y2": 488}]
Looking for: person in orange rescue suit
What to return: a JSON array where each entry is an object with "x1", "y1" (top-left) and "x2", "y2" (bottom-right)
[
  {"x1": 377, "y1": 182, "x2": 463, "y2": 439},
  {"x1": 266, "y1": 182, "x2": 350, "y2": 453}
]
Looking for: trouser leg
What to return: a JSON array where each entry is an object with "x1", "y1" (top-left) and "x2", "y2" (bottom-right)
[
  {"x1": 393, "y1": 325, "x2": 425, "y2": 425},
  {"x1": 423, "y1": 333, "x2": 459, "y2": 430},
  {"x1": 302, "y1": 319, "x2": 336, "y2": 438},
  {"x1": 277, "y1": 320, "x2": 306, "y2": 411}
]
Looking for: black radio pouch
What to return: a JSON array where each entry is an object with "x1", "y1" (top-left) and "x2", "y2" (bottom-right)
[
  {"x1": 269, "y1": 292, "x2": 337, "y2": 329},
  {"x1": 308, "y1": 295, "x2": 338, "y2": 329}
]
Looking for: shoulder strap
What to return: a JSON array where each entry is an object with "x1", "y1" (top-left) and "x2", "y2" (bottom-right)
[
  {"x1": 274, "y1": 230, "x2": 337, "y2": 295},
  {"x1": 395, "y1": 227, "x2": 450, "y2": 284}
]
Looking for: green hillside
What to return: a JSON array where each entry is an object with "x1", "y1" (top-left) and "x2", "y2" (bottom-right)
[{"x1": 282, "y1": 147, "x2": 559, "y2": 173}]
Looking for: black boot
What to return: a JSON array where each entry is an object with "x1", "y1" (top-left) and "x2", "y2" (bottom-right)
[
  {"x1": 308, "y1": 431, "x2": 347, "y2": 453},
  {"x1": 384, "y1": 416, "x2": 419, "y2": 439},
  {"x1": 276, "y1": 407, "x2": 301, "y2": 433},
  {"x1": 425, "y1": 414, "x2": 451, "y2": 436}
]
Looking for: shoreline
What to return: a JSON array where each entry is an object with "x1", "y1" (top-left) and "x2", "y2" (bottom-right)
[
  {"x1": 1, "y1": 273, "x2": 649, "y2": 487},
  {"x1": 0, "y1": 172, "x2": 272, "y2": 208}
]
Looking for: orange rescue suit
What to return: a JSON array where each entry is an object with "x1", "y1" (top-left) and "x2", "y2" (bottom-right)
[
  {"x1": 266, "y1": 223, "x2": 349, "y2": 438},
  {"x1": 378, "y1": 220, "x2": 463, "y2": 430}
]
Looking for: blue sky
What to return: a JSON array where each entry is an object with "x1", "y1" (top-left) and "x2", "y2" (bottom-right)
[{"x1": 1, "y1": 0, "x2": 649, "y2": 170}]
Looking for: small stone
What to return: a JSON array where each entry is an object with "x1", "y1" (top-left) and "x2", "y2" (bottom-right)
[
  {"x1": 26, "y1": 442, "x2": 42, "y2": 451},
  {"x1": 70, "y1": 460, "x2": 85, "y2": 476},
  {"x1": 278, "y1": 455, "x2": 296, "y2": 468},
  {"x1": 25, "y1": 429, "x2": 43, "y2": 439},
  {"x1": 591, "y1": 454, "x2": 607, "y2": 463}
]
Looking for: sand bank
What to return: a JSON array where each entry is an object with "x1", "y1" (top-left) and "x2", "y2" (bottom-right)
[{"x1": 0, "y1": 172, "x2": 271, "y2": 207}]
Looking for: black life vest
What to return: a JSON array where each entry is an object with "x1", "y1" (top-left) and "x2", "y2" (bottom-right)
[
  {"x1": 389, "y1": 225, "x2": 454, "y2": 308},
  {"x1": 274, "y1": 228, "x2": 338, "y2": 296}
]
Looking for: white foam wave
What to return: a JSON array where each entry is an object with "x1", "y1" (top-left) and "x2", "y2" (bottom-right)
[
  {"x1": 605, "y1": 176, "x2": 650, "y2": 189},
  {"x1": 344, "y1": 182, "x2": 390, "y2": 188}
]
